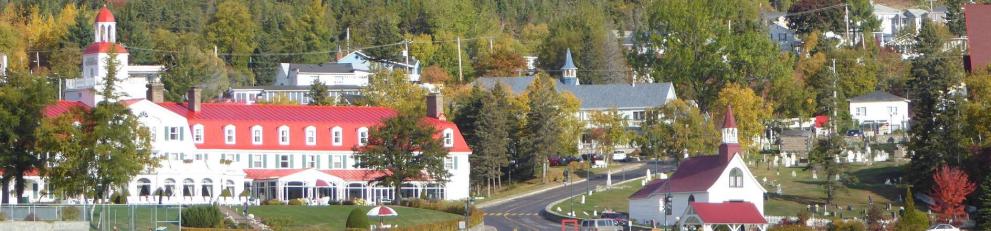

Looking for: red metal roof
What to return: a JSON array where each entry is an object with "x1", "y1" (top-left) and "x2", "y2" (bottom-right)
[
  {"x1": 657, "y1": 156, "x2": 727, "y2": 193},
  {"x1": 814, "y1": 115, "x2": 829, "y2": 128},
  {"x1": 322, "y1": 169, "x2": 393, "y2": 181},
  {"x1": 629, "y1": 179, "x2": 667, "y2": 199},
  {"x1": 722, "y1": 105, "x2": 736, "y2": 128},
  {"x1": 0, "y1": 169, "x2": 41, "y2": 177},
  {"x1": 83, "y1": 42, "x2": 128, "y2": 54},
  {"x1": 95, "y1": 6, "x2": 115, "y2": 23},
  {"x1": 159, "y1": 102, "x2": 471, "y2": 153},
  {"x1": 689, "y1": 202, "x2": 767, "y2": 224},
  {"x1": 43, "y1": 101, "x2": 88, "y2": 117},
  {"x1": 966, "y1": 4, "x2": 991, "y2": 72},
  {"x1": 243, "y1": 169, "x2": 306, "y2": 180}
]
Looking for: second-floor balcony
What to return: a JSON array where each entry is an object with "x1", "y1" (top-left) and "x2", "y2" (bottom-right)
[{"x1": 65, "y1": 78, "x2": 95, "y2": 89}]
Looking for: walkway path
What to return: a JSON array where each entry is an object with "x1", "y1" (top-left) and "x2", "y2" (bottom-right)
[{"x1": 218, "y1": 205, "x2": 269, "y2": 230}]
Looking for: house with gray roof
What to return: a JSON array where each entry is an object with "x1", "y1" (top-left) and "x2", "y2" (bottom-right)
[
  {"x1": 473, "y1": 49, "x2": 677, "y2": 130},
  {"x1": 848, "y1": 91, "x2": 910, "y2": 135}
]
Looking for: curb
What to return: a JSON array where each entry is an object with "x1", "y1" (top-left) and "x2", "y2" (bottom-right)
[
  {"x1": 477, "y1": 163, "x2": 645, "y2": 209},
  {"x1": 542, "y1": 175, "x2": 654, "y2": 230}
]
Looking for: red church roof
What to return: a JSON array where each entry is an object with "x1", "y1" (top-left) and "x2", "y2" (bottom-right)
[
  {"x1": 158, "y1": 102, "x2": 472, "y2": 153},
  {"x1": 966, "y1": 4, "x2": 991, "y2": 71},
  {"x1": 629, "y1": 179, "x2": 667, "y2": 199},
  {"x1": 689, "y1": 202, "x2": 767, "y2": 224},
  {"x1": 95, "y1": 6, "x2": 115, "y2": 23},
  {"x1": 83, "y1": 42, "x2": 128, "y2": 55},
  {"x1": 655, "y1": 156, "x2": 728, "y2": 193},
  {"x1": 43, "y1": 101, "x2": 88, "y2": 117}
]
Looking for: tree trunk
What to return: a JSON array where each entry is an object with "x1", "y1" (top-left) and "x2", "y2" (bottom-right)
[
  {"x1": 394, "y1": 183, "x2": 403, "y2": 205},
  {"x1": 541, "y1": 160, "x2": 548, "y2": 184}
]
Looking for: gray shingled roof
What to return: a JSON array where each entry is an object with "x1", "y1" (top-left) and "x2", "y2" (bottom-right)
[
  {"x1": 473, "y1": 76, "x2": 675, "y2": 109},
  {"x1": 290, "y1": 63, "x2": 355, "y2": 73},
  {"x1": 849, "y1": 91, "x2": 909, "y2": 103}
]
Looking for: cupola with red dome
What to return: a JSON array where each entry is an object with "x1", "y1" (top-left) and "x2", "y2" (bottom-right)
[{"x1": 85, "y1": 5, "x2": 127, "y2": 55}]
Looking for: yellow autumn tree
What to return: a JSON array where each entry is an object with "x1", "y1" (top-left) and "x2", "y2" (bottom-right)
[{"x1": 714, "y1": 84, "x2": 773, "y2": 151}]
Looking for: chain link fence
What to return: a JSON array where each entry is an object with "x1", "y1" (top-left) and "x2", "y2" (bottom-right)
[{"x1": 0, "y1": 204, "x2": 196, "y2": 231}]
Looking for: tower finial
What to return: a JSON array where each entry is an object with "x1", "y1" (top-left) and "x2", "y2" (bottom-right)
[{"x1": 723, "y1": 104, "x2": 737, "y2": 129}]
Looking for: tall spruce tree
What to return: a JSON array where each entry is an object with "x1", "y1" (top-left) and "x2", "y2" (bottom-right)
[
  {"x1": 945, "y1": 0, "x2": 967, "y2": 37},
  {"x1": 977, "y1": 175, "x2": 991, "y2": 231},
  {"x1": 907, "y1": 19, "x2": 964, "y2": 190},
  {"x1": 523, "y1": 74, "x2": 563, "y2": 183},
  {"x1": 806, "y1": 134, "x2": 848, "y2": 205},
  {"x1": 473, "y1": 83, "x2": 512, "y2": 196}
]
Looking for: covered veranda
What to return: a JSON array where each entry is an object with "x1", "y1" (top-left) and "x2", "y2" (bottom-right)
[{"x1": 677, "y1": 202, "x2": 768, "y2": 231}]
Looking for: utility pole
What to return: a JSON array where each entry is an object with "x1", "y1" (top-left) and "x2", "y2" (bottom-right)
[
  {"x1": 831, "y1": 58, "x2": 838, "y2": 135},
  {"x1": 456, "y1": 37, "x2": 463, "y2": 82},
  {"x1": 346, "y1": 27, "x2": 351, "y2": 53},
  {"x1": 488, "y1": 38, "x2": 493, "y2": 52},
  {"x1": 404, "y1": 40, "x2": 410, "y2": 73},
  {"x1": 844, "y1": 4, "x2": 851, "y2": 47},
  {"x1": 35, "y1": 51, "x2": 41, "y2": 71}
]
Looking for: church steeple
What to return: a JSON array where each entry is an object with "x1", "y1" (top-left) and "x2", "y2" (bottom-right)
[
  {"x1": 560, "y1": 49, "x2": 578, "y2": 85},
  {"x1": 719, "y1": 105, "x2": 741, "y2": 163}
]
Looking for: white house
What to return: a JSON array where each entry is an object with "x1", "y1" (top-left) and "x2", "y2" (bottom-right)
[
  {"x1": 848, "y1": 91, "x2": 910, "y2": 135},
  {"x1": 274, "y1": 63, "x2": 371, "y2": 87},
  {"x1": 27, "y1": 6, "x2": 472, "y2": 206},
  {"x1": 763, "y1": 12, "x2": 800, "y2": 52},
  {"x1": 629, "y1": 106, "x2": 767, "y2": 231}
]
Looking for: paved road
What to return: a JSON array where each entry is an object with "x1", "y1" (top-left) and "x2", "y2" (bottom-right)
[{"x1": 483, "y1": 161, "x2": 673, "y2": 231}]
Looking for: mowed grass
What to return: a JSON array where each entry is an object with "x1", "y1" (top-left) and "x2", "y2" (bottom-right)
[
  {"x1": 551, "y1": 179, "x2": 643, "y2": 219},
  {"x1": 248, "y1": 205, "x2": 462, "y2": 230},
  {"x1": 751, "y1": 161, "x2": 907, "y2": 217},
  {"x1": 477, "y1": 162, "x2": 636, "y2": 204}
]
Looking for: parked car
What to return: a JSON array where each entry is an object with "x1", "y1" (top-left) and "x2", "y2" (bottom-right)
[
  {"x1": 600, "y1": 212, "x2": 629, "y2": 226},
  {"x1": 549, "y1": 156, "x2": 579, "y2": 166},
  {"x1": 581, "y1": 154, "x2": 603, "y2": 161},
  {"x1": 926, "y1": 224, "x2": 960, "y2": 231},
  {"x1": 846, "y1": 129, "x2": 863, "y2": 137},
  {"x1": 611, "y1": 151, "x2": 627, "y2": 162},
  {"x1": 580, "y1": 219, "x2": 623, "y2": 231}
]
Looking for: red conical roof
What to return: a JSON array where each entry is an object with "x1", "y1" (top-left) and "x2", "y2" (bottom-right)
[
  {"x1": 95, "y1": 6, "x2": 115, "y2": 23},
  {"x1": 723, "y1": 105, "x2": 737, "y2": 129}
]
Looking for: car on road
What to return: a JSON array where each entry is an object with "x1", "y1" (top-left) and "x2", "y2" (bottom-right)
[
  {"x1": 611, "y1": 151, "x2": 627, "y2": 162},
  {"x1": 926, "y1": 224, "x2": 960, "y2": 231},
  {"x1": 846, "y1": 129, "x2": 863, "y2": 137},
  {"x1": 599, "y1": 212, "x2": 629, "y2": 226},
  {"x1": 580, "y1": 219, "x2": 623, "y2": 231}
]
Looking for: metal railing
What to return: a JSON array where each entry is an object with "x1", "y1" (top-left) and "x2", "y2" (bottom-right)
[{"x1": 0, "y1": 204, "x2": 187, "y2": 231}]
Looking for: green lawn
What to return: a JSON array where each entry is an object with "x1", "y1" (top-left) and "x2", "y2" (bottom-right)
[
  {"x1": 751, "y1": 161, "x2": 906, "y2": 217},
  {"x1": 248, "y1": 205, "x2": 462, "y2": 230},
  {"x1": 477, "y1": 163, "x2": 636, "y2": 204},
  {"x1": 88, "y1": 205, "x2": 183, "y2": 231},
  {"x1": 550, "y1": 179, "x2": 643, "y2": 219}
]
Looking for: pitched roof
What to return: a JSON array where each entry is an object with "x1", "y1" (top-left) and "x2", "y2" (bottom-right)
[
  {"x1": 44, "y1": 101, "x2": 88, "y2": 117},
  {"x1": 473, "y1": 76, "x2": 675, "y2": 109},
  {"x1": 656, "y1": 155, "x2": 727, "y2": 193},
  {"x1": 95, "y1": 6, "x2": 115, "y2": 23},
  {"x1": 322, "y1": 170, "x2": 392, "y2": 181},
  {"x1": 966, "y1": 4, "x2": 991, "y2": 71},
  {"x1": 243, "y1": 169, "x2": 306, "y2": 180},
  {"x1": 629, "y1": 179, "x2": 667, "y2": 199},
  {"x1": 230, "y1": 85, "x2": 363, "y2": 91},
  {"x1": 290, "y1": 63, "x2": 355, "y2": 73},
  {"x1": 84, "y1": 42, "x2": 128, "y2": 54},
  {"x1": 848, "y1": 91, "x2": 909, "y2": 103},
  {"x1": 873, "y1": 4, "x2": 901, "y2": 14},
  {"x1": 689, "y1": 202, "x2": 767, "y2": 224},
  {"x1": 561, "y1": 49, "x2": 577, "y2": 70},
  {"x1": 723, "y1": 105, "x2": 736, "y2": 129},
  {"x1": 160, "y1": 102, "x2": 397, "y2": 123}
]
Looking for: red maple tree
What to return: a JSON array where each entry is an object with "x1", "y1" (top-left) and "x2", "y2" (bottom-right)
[{"x1": 930, "y1": 165, "x2": 976, "y2": 223}]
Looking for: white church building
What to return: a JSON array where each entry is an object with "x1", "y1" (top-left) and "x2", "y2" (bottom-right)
[
  {"x1": 629, "y1": 106, "x2": 768, "y2": 231},
  {"x1": 20, "y1": 6, "x2": 471, "y2": 205}
]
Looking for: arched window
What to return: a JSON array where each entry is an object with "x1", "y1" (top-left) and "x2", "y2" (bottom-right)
[
  {"x1": 357, "y1": 127, "x2": 369, "y2": 146},
  {"x1": 332, "y1": 127, "x2": 343, "y2": 146},
  {"x1": 442, "y1": 128, "x2": 454, "y2": 147},
  {"x1": 305, "y1": 126, "x2": 317, "y2": 145},
  {"x1": 201, "y1": 179, "x2": 213, "y2": 197},
  {"x1": 224, "y1": 125, "x2": 236, "y2": 144},
  {"x1": 164, "y1": 179, "x2": 176, "y2": 197},
  {"x1": 137, "y1": 178, "x2": 151, "y2": 196},
  {"x1": 224, "y1": 180, "x2": 236, "y2": 196},
  {"x1": 183, "y1": 178, "x2": 195, "y2": 197},
  {"x1": 192, "y1": 124, "x2": 204, "y2": 143},
  {"x1": 729, "y1": 168, "x2": 744, "y2": 188},
  {"x1": 278, "y1": 125, "x2": 290, "y2": 145},
  {"x1": 252, "y1": 125, "x2": 263, "y2": 145}
]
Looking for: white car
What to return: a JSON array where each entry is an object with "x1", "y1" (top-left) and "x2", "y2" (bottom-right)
[
  {"x1": 611, "y1": 151, "x2": 627, "y2": 161},
  {"x1": 927, "y1": 224, "x2": 960, "y2": 231}
]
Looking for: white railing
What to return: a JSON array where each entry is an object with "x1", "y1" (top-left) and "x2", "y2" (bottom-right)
[{"x1": 65, "y1": 78, "x2": 95, "y2": 89}]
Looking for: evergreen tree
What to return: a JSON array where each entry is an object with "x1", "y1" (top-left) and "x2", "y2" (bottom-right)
[
  {"x1": 522, "y1": 74, "x2": 563, "y2": 183},
  {"x1": 307, "y1": 80, "x2": 333, "y2": 106},
  {"x1": 907, "y1": 20, "x2": 965, "y2": 190},
  {"x1": 806, "y1": 134, "x2": 848, "y2": 205},
  {"x1": 977, "y1": 175, "x2": 991, "y2": 231},
  {"x1": 945, "y1": 0, "x2": 967, "y2": 37},
  {"x1": 354, "y1": 112, "x2": 450, "y2": 204},
  {"x1": 473, "y1": 83, "x2": 512, "y2": 196},
  {"x1": 64, "y1": 8, "x2": 92, "y2": 49},
  {"x1": 895, "y1": 188, "x2": 930, "y2": 231}
]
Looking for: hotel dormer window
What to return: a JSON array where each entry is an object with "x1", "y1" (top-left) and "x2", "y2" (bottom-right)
[
  {"x1": 252, "y1": 125, "x2": 263, "y2": 145},
  {"x1": 192, "y1": 124, "x2": 204, "y2": 144},
  {"x1": 357, "y1": 127, "x2": 369, "y2": 146},
  {"x1": 278, "y1": 126, "x2": 290, "y2": 145},
  {"x1": 332, "y1": 127, "x2": 343, "y2": 146},
  {"x1": 442, "y1": 128, "x2": 454, "y2": 147},
  {"x1": 305, "y1": 126, "x2": 316, "y2": 146},
  {"x1": 224, "y1": 125, "x2": 236, "y2": 144}
]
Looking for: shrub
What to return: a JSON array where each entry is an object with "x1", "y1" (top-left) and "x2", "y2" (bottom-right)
[
  {"x1": 110, "y1": 191, "x2": 127, "y2": 204},
  {"x1": 262, "y1": 199, "x2": 284, "y2": 205},
  {"x1": 220, "y1": 188, "x2": 232, "y2": 199},
  {"x1": 769, "y1": 224, "x2": 815, "y2": 231},
  {"x1": 345, "y1": 207, "x2": 370, "y2": 230},
  {"x1": 828, "y1": 219, "x2": 866, "y2": 231},
  {"x1": 287, "y1": 198, "x2": 305, "y2": 206},
  {"x1": 23, "y1": 213, "x2": 38, "y2": 221},
  {"x1": 61, "y1": 206, "x2": 81, "y2": 221},
  {"x1": 263, "y1": 216, "x2": 292, "y2": 231},
  {"x1": 796, "y1": 210, "x2": 811, "y2": 225},
  {"x1": 239, "y1": 189, "x2": 250, "y2": 198},
  {"x1": 0, "y1": 212, "x2": 6, "y2": 221},
  {"x1": 180, "y1": 205, "x2": 223, "y2": 228},
  {"x1": 342, "y1": 200, "x2": 355, "y2": 205}
]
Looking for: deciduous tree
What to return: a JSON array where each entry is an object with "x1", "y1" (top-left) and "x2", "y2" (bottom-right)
[
  {"x1": 0, "y1": 70, "x2": 56, "y2": 204},
  {"x1": 713, "y1": 84, "x2": 773, "y2": 150},
  {"x1": 930, "y1": 165, "x2": 976, "y2": 223},
  {"x1": 977, "y1": 175, "x2": 991, "y2": 231},
  {"x1": 307, "y1": 80, "x2": 333, "y2": 106},
  {"x1": 360, "y1": 70, "x2": 427, "y2": 115},
  {"x1": 354, "y1": 112, "x2": 450, "y2": 204}
]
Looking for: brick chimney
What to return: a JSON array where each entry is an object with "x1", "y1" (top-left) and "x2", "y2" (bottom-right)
[
  {"x1": 426, "y1": 93, "x2": 445, "y2": 120},
  {"x1": 186, "y1": 87, "x2": 201, "y2": 112},
  {"x1": 146, "y1": 82, "x2": 164, "y2": 103}
]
